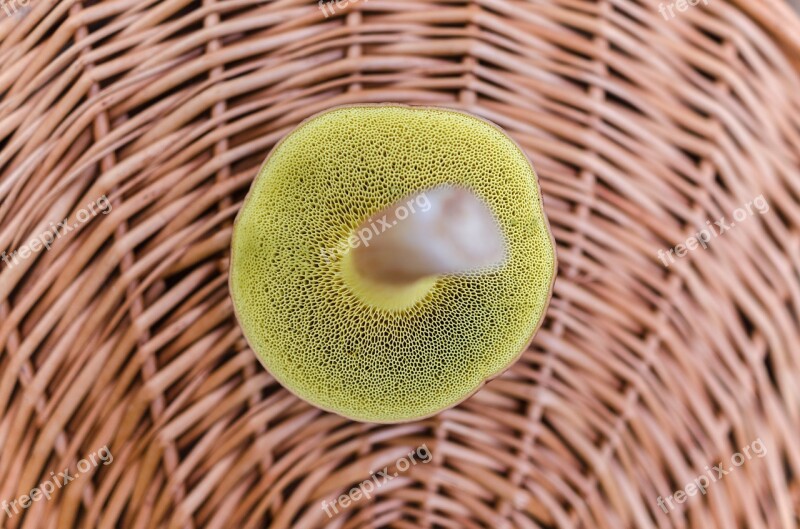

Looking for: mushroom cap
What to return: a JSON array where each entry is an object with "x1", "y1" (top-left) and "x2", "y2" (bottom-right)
[{"x1": 230, "y1": 105, "x2": 557, "y2": 423}]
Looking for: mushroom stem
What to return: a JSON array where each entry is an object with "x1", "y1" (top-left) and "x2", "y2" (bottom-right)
[{"x1": 351, "y1": 186, "x2": 507, "y2": 285}]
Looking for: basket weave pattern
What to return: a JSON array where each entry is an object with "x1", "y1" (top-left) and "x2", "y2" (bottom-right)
[{"x1": 1, "y1": 0, "x2": 800, "y2": 527}]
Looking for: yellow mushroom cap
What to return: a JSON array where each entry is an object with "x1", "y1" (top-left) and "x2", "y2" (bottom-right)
[{"x1": 230, "y1": 105, "x2": 556, "y2": 423}]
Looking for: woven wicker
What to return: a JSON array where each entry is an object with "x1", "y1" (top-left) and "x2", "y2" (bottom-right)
[{"x1": 1, "y1": 0, "x2": 800, "y2": 527}]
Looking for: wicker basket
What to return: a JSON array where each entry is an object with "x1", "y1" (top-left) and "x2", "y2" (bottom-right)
[{"x1": 1, "y1": 0, "x2": 799, "y2": 527}]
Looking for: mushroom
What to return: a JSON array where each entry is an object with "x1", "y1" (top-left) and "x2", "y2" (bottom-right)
[{"x1": 230, "y1": 105, "x2": 556, "y2": 423}]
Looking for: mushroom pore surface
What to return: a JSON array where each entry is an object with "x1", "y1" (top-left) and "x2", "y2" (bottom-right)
[{"x1": 230, "y1": 105, "x2": 556, "y2": 423}]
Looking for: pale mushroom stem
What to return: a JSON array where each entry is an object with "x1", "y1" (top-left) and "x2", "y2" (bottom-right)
[{"x1": 352, "y1": 186, "x2": 507, "y2": 285}]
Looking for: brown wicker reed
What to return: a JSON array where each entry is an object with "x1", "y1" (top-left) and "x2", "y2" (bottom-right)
[{"x1": 1, "y1": 0, "x2": 800, "y2": 528}]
